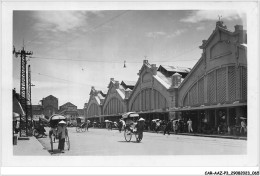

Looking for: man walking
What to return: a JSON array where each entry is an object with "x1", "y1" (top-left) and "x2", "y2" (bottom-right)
[
  {"x1": 164, "y1": 120, "x2": 172, "y2": 135},
  {"x1": 187, "y1": 118, "x2": 193, "y2": 133}
]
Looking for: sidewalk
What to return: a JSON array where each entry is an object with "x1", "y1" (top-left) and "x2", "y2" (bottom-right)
[{"x1": 13, "y1": 135, "x2": 50, "y2": 156}]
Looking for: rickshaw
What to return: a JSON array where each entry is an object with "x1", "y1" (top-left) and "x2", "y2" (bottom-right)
[
  {"x1": 76, "y1": 116, "x2": 87, "y2": 132},
  {"x1": 32, "y1": 115, "x2": 48, "y2": 138},
  {"x1": 49, "y1": 114, "x2": 70, "y2": 152},
  {"x1": 122, "y1": 112, "x2": 143, "y2": 142}
]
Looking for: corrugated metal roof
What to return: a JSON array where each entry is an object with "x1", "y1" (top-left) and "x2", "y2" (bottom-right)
[
  {"x1": 155, "y1": 72, "x2": 171, "y2": 89},
  {"x1": 161, "y1": 65, "x2": 191, "y2": 73},
  {"x1": 121, "y1": 80, "x2": 136, "y2": 86}
]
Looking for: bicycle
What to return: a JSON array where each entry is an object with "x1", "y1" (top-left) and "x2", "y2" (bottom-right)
[
  {"x1": 124, "y1": 126, "x2": 143, "y2": 142},
  {"x1": 76, "y1": 122, "x2": 88, "y2": 132}
]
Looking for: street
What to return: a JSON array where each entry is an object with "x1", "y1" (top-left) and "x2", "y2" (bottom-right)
[{"x1": 38, "y1": 127, "x2": 246, "y2": 156}]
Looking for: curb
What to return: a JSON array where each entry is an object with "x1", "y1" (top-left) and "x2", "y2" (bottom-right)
[{"x1": 73, "y1": 127, "x2": 247, "y2": 140}]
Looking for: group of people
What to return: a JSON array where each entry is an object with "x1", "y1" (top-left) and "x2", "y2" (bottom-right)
[{"x1": 163, "y1": 118, "x2": 193, "y2": 135}]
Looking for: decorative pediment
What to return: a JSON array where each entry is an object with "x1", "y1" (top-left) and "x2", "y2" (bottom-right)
[
  {"x1": 142, "y1": 72, "x2": 152, "y2": 83},
  {"x1": 210, "y1": 41, "x2": 232, "y2": 59}
]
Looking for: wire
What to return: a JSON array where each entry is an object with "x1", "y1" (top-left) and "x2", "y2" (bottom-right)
[
  {"x1": 29, "y1": 46, "x2": 199, "y2": 63},
  {"x1": 36, "y1": 72, "x2": 106, "y2": 89}
]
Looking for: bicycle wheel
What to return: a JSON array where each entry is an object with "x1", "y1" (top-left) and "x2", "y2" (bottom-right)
[
  {"x1": 81, "y1": 126, "x2": 87, "y2": 132},
  {"x1": 50, "y1": 135, "x2": 54, "y2": 152},
  {"x1": 124, "y1": 129, "x2": 132, "y2": 142},
  {"x1": 76, "y1": 126, "x2": 81, "y2": 132},
  {"x1": 65, "y1": 135, "x2": 70, "y2": 150},
  {"x1": 33, "y1": 129, "x2": 39, "y2": 138}
]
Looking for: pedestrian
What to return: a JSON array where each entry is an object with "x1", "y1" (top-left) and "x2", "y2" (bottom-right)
[
  {"x1": 136, "y1": 117, "x2": 145, "y2": 142},
  {"x1": 57, "y1": 120, "x2": 67, "y2": 153},
  {"x1": 187, "y1": 118, "x2": 193, "y2": 133},
  {"x1": 155, "y1": 119, "x2": 160, "y2": 133},
  {"x1": 172, "y1": 120, "x2": 177, "y2": 134},
  {"x1": 240, "y1": 119, "x2": 247, "y2": 135},
  {"x1": 164, "y1": 120, "x2": 172, "y2": 135}
]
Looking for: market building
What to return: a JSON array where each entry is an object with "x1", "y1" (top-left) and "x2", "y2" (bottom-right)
[
  {"x1": 85, "y1": 86, "x2": 106, "y2": 122},
  {"x1": 173, "y1": 20, "x2": 247, "y2": 134},
  {"x1": 127, "y1": 60, "x2": 191, "y2": 124},
  {"x1": 101, "y1": 78, "x2": 135, "y2": 122}
]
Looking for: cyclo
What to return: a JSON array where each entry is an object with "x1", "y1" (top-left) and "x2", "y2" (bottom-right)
[
  {"x1": 122, "y1": 112, "x2": 145, "y2": 142},
  {"x1": 49, "y1": 114, "x2": 70, "y2": 152},
  {"x1": 76, "y1": 117, "x2": 88, "y2": 132}
]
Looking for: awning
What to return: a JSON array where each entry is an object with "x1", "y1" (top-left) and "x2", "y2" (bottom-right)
[
  {"x1": 13, "y1": 96, "x2": 25, "y2": 116},
  {"x1": 168, "y1": 102, "x2": 247, "y2": 112}
]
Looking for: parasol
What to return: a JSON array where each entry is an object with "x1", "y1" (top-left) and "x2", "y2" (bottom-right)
[
  {"x1": 138, "y1": 118, "x2": 145, "y2": 121},
  {"x1": 76, "y1": 116, "x2": 84, "y2": 120},
  {"x1": 122, "y1": 112, "x2": 139, "y2": 119}
]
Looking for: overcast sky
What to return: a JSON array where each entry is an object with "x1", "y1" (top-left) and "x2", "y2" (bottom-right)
[{"x1": 13, "y1": 10, "x2": 246, "y2": 108}]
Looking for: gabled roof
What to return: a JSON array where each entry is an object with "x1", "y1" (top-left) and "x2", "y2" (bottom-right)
[
  {"x1": 121, "y1": 80, "x2": 136, "y2": 90},
  {"x1": 60, "y1": 102, "x2": 76, "y2": 107},
  {"x1": 45, "y1": 95, "x2": 58, "y2": 100},
  {"x1": 159, "y1": 65, "x2": 191, "y2": 73},
  {"x1": 155, "y1": 71, "x2": 172, "y2": 89}
]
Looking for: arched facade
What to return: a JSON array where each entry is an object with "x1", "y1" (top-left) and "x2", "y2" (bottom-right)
[
  {"x1": 182, "y1": 65, "x2": 247, "y2": 107},
  {"x1": 177, "y1": 21, "x2": 247, "y2": 133},
  {"x1": 87, "y1": 103, "x2": 100, "y2": 117},
  {"x1": 131, "y1": 88, "x2": 168, "y2": 112},
  {"x1": 85, "y1": 87, "x2": 105, "y2": 122},
  {"x1": 127, "y1": 60, "x2": 189, "y2": 121},
  {"x1": 101, "y1": 78, "x2": 127, "y2": 121},
  {"x1": 104, "y1": 97, "x2": 125, "y2": 115}
]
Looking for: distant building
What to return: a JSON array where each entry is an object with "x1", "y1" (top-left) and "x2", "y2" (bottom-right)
[
  {"x1": 41, "y1": 95, "x2": 59, "y2": 118},
  {"x1": 32, "y1": 105, "x2": 43, "y2": 116},
  {"x1": 59, "y1": 102, "x2": 78, "y2": 121}
]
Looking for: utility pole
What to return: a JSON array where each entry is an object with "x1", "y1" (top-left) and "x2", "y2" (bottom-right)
[
  {"x1": 28, "y1": 65, "x2": 35, "y2": 127},
  {"x1": 13, "y1": 46, "x2": 33, "y2": 136}
]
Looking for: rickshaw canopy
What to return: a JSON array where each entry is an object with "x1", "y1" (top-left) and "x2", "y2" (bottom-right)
[
  {"x1": 49, "y1": 114, "x2": 66, "y2": 121},
  {"x1": 76, "y1": 116, "x2": 84, "y2": 120},
  {"x1": 49, "y1": 114, "x2": 67, "y2": 128},
  {"x1": 122, "y1": 112, "x2": 139, "y2": 119}
]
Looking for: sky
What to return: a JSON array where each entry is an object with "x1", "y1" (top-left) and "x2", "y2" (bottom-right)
[{"x1": 13, "y1": 10, "x2": 246, "y2": 109}]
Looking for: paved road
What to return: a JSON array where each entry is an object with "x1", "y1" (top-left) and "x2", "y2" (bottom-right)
[{"x1": 38, "y1": 127, "x2": 246, "y2": 156}]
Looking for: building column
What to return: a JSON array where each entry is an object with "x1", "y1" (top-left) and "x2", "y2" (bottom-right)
[
  {"x1": 214, "y1": 109, "x2": 217, "y2": 128},
  {"x1": 235, "y1": 66, "x2": 241, "y2": 101},
  {"x1": 226, "y1": 108, "x2": 230, "y2": 126}
]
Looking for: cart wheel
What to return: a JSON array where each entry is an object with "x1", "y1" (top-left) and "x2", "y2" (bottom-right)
[
  {"x1": 81, "y1": 126, "x2": 87, "y2": 132},
  {"x1": 76, "y1": 126, "x2": 81, "y2": 132},
  {"x1": 124, "y1": 129, "x2": 132, "y2": 142},
  {"x1": 66, "y1": 135, "x2": 70, "y2": 150},
  {"x1": 33, "y1": 129, "x2": 39, "y2": 138},
  {"x1": 50, "y1": 135, "x2": 53, "y2": 152}
]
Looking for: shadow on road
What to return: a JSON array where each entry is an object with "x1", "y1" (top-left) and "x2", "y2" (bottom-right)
[
  {"x1": 117, "y1": 141, "x2": 142, "y2": 143},
  {"x1": 48, "y1": 149, "x2": 64, "y2": 155}
]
